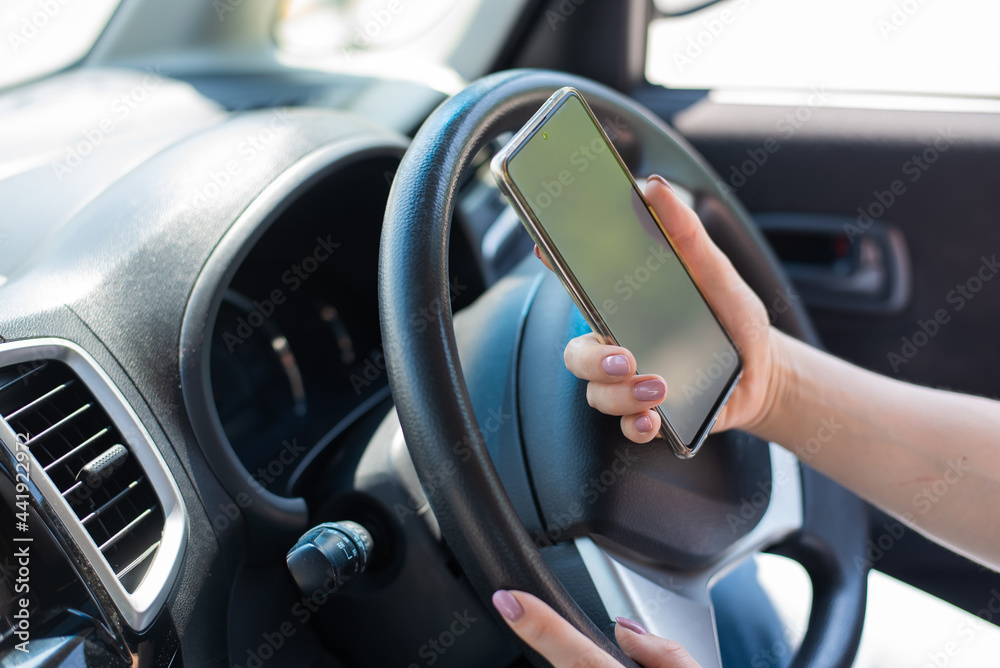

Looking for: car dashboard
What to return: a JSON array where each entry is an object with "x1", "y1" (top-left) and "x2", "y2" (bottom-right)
[{"x1": 0, "y1": 66, "x2": 529, "y2": 667}]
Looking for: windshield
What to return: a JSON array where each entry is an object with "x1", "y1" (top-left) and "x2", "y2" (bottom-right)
[
  {"x1": 275, "y1": 0, "x2": 526, "y2": 89},
  {"x1": 2, "y1": 0, "x2": 525, "y2": 93},
  {"x1": 1, "y1": 0, "x2": 123, "y2": 89}
]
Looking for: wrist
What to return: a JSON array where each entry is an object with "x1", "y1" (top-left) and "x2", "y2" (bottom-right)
[{"x1": 744, "y1": 328, "x2": 797, "y2": 441}]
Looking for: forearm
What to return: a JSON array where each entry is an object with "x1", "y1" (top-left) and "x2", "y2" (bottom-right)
[{"x1": 750, "y1": 328, "x2": 1000, "y2": 570}]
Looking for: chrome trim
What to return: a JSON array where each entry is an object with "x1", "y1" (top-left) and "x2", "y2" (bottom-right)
[
  {"x1": 575, "y1": 444, "x2": 802, "y2": 668},
  {"x1": 0, "y1": 338, "x2": 187, "y2": 631},
  {"x1": 490, "y1": 87, "x2": 742, "y2": 458}
]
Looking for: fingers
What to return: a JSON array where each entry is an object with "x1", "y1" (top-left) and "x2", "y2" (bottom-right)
[
  {"x1": 535, "y1": 179, "x2": 753, "y2": 443},
  {"x1": 644, "y1": 176, "x2": 742, "y2": 295},
  {"x1": 536, "y1": 175, "x2": 740, "y2": 299},
  {"x1": 533, "y1": 244, "x2": 554, "y2": 271},
  {"x1": 564, "y1": 333, "x2": 636, "y2": 383},
  {"x1": 587, "y1": 374, "x2": 666, "y2": 416},
  {"x1": 491, "y1": 590, "x2": 705, "y2": 668},
  {"x1": 615, "y1": 617, "x2": 703, "y2": 668},
  {"x1": 562, "y1": 333, "x2": 665, "y2": 443},
  {"x1": 492, "y1": 590, "x2": 619, "y2": 668},
  {"x1": 621, "y1": 409, "x2": 661, "y2": 443}
]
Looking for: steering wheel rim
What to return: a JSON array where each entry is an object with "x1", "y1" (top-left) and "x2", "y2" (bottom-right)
[{"x1": 379, "y1": 68, "x2": 868, "y2": 667}]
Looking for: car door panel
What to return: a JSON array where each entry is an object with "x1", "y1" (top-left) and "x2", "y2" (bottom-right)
[{"x1": 635, "y1": 86, "x2": 1000, "y2": 617}]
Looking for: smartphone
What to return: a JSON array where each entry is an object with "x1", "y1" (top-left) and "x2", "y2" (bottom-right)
[{"x1": 490, "y1": 87, "x2": 742, "y2": 458}]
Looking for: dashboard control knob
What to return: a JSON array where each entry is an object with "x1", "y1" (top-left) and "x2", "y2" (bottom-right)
[{"x1": 286, "y1": 521, "x2": 373, "y2": 601}]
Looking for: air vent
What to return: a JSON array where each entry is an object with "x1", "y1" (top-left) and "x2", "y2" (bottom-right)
[
  {"x1": 0, "y1": 360, "x2": 164, "y2": 593},
  {"x1": 0, "y1": 339, "x2": 186, "y2": 631}
]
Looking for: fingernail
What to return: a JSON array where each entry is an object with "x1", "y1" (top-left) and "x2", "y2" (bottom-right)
[
  {"x1": 492, "y1": 590, "x2": 524, "y2": 623},
  {"x1": 633, "y1": 379, "x2": 666, "y2": 401},
  {"x1": 533, "y1": 245, "x2": 542, "y2": 259},
  {"x1": 634, "y1": 414, "x2": 653, "y2": 433},
  {"x1": 601, "y1": 354, "x2": 630, "y2": 376},
  {"x1": 647, "y1": 174, "x2": 674, "y2": 193},
  {"x1": 616, "y1": 616, "x2": 649, "y2": 635}
]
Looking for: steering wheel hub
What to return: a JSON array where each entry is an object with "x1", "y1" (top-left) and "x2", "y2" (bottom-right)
[{"x1": 517, "y1": 271, "x2": 772, "y2": 569}]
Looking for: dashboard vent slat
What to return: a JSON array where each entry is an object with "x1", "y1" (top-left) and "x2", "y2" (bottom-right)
[
  {"x1": 4, "y1": 380, "x2": 73, "y2": 421},
  {"x1": 117, "y1": 541, "x2": 160, "y2": 580},
  {"x1": 100, "y1": 506, "x2": 154, "y2": 553},
  {"x1": 0, "y1": 359, "x2": 166, "y2": 595},
  {"x1": 43, "y1": 427, "x2": 109, "y2": 472},
  {"x1": 81, "y1": 477, "x2": 142, "y2": 526},
  {"x1": 22, "y1": 402, "x2": 92, "y2": 453},
  {"x1": 0, "y1": 360, "x2": 47, "y2": 394}
]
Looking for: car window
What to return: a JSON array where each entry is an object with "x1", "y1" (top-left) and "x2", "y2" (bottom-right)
[
  {"x1": 647, "y1": 0, "x2": 1000, "y2": 98},
  {"x1": 0, "y1": 0, "x2": 122, "y2": 90}
]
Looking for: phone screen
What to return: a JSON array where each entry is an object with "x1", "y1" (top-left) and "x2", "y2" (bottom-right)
[{"x1": 503, "y1": 93, "x2": 739, "y2": 446}]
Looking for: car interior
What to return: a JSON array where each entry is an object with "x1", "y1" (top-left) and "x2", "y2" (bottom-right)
[{"x1": 1, "y1": 1, "x2": 999, "y2": 667}]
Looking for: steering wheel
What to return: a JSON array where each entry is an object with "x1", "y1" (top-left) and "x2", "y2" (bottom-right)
[{"x1": 379, "y1": 69, "x2": 868, "y2": 668}]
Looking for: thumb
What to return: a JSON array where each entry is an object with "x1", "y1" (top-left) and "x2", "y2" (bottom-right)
[{"x1": 615, "y1": 618, "x2": 703, "y2": 668}]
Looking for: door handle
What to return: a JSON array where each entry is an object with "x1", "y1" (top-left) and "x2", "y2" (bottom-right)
[{"x1": 755, "y1": 212, "x2": 911, "y2": 315}]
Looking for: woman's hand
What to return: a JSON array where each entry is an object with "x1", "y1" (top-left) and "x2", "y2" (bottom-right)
[
  {"x1": 491, "y1": 589, "x2": 702, "y2": 667},
  {"x1": 499, "y1": 178, "x2": 786, "y2": 665},
  {"x1": 538, "y1": 175, "x2": 782, "y2": 443}
]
